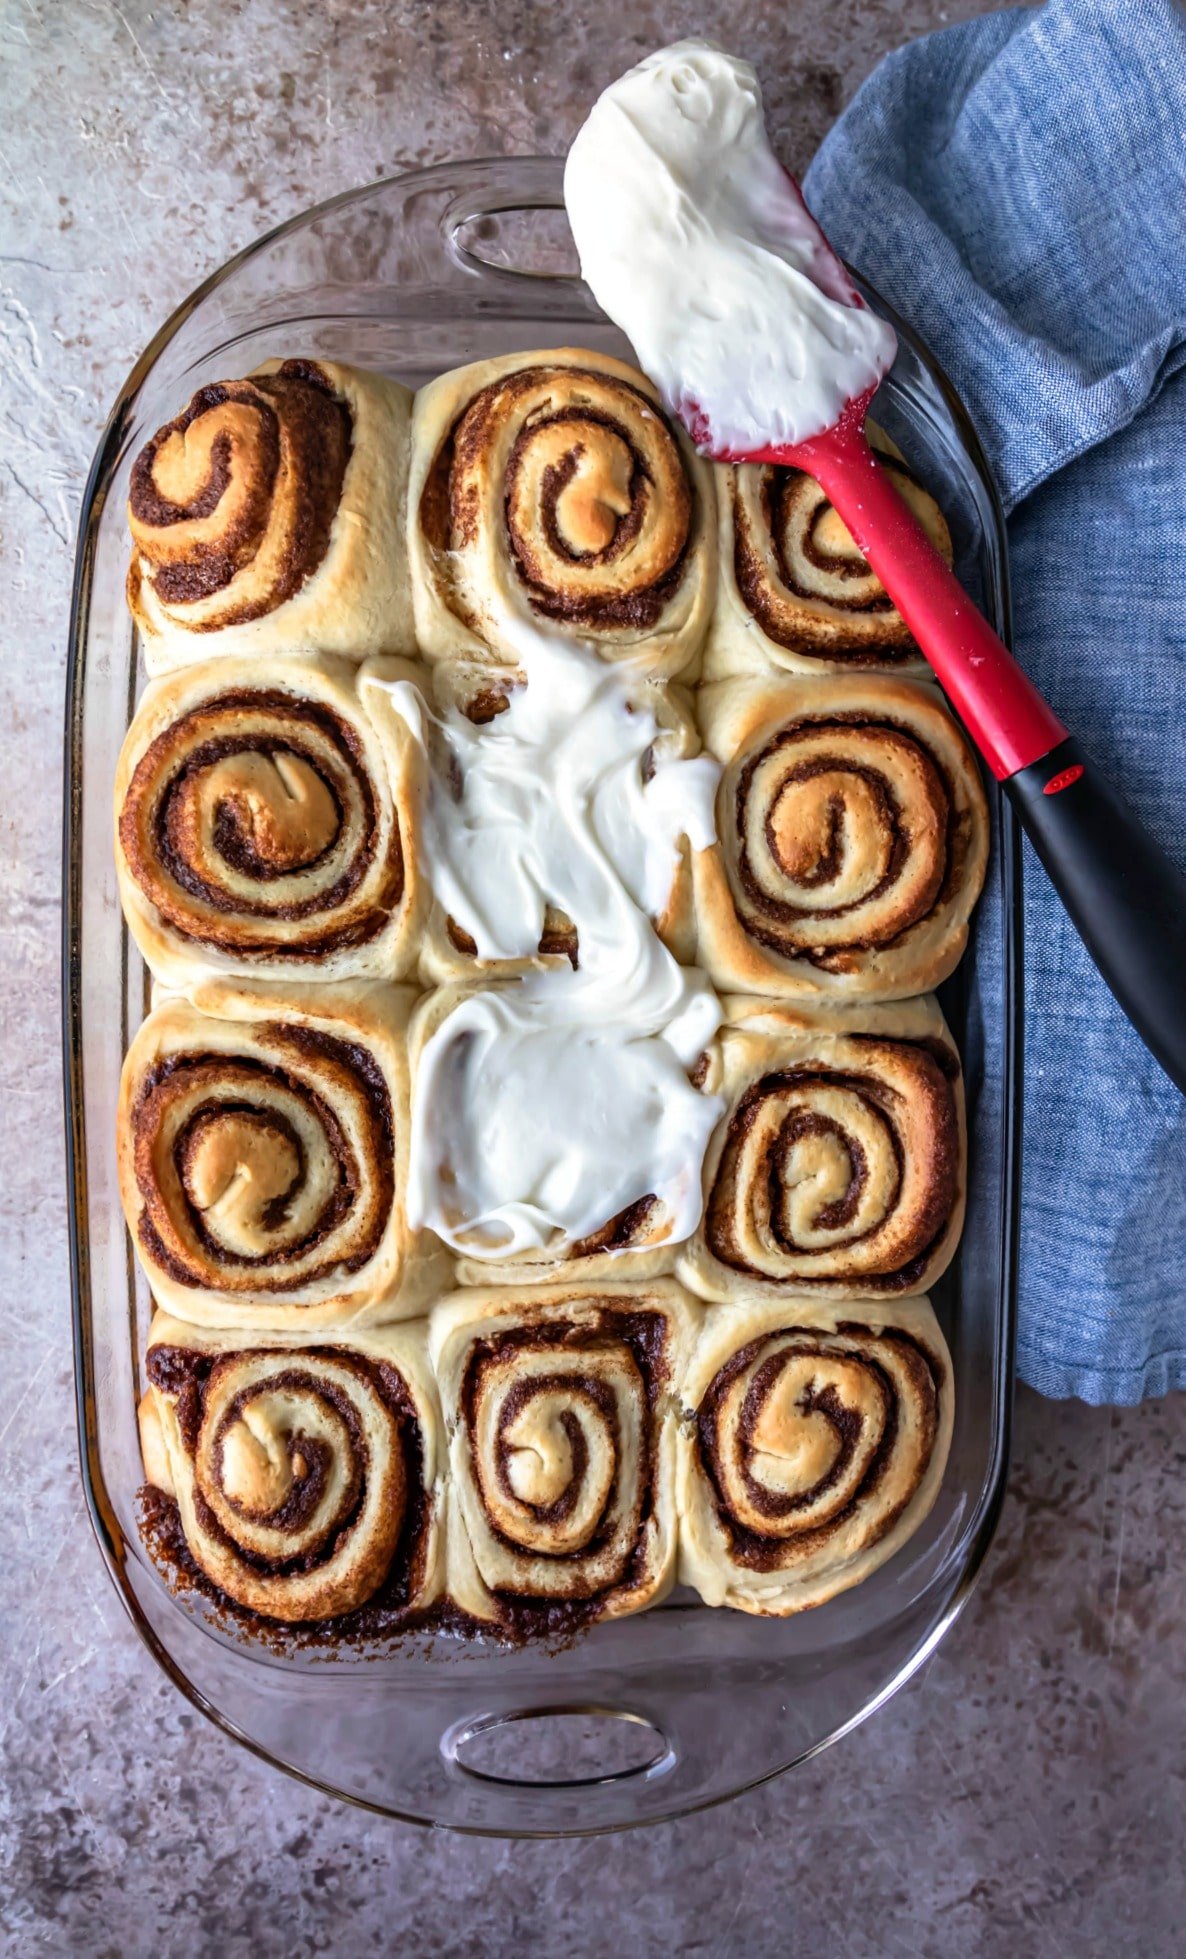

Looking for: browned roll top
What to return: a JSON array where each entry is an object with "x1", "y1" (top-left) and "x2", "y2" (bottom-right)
[
  {"x1": 128, "y1": 360, "x2": 351, "y2": 628},
  {"x1": 146, "y1": 1342, "x2": 420, "y2": 1621},
  {"x1": 119, "y1": 688, "x2": 402, "y2": 962},
  {"x1": 695, "y1": 1323, "x2": 944, "y2": 1572},
  {"x1": 706, "y1": 1036, "x2": 960, "y2": 1292},
  {"x1": 429, "y1": 363, "x2": 695, "y2": 631},
  {"x1": 732, "y1": 451, "x2": 950, "y2": 662},
  {"x1": 130, "y1": 1025, "x2": 394, "y2": 1296},
  {"x1": 732, "y1": 714, "x2": 962, "y2": 967},
  {"x1": 459, "y1": 1313, "x2": 660, "y2": 1601},
  {"x1": 567, "y1": 1194, "x2": 665, "y2": 1261}
]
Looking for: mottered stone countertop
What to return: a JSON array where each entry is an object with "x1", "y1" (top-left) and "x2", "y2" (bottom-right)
[{"x1": 1, "y1": 3, "x2": 1182, "y2": 1952}]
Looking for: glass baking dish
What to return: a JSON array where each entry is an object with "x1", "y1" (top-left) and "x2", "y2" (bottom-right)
[{"x1": 63, "y1": 156, "x2": 1020, "y2": 1837}]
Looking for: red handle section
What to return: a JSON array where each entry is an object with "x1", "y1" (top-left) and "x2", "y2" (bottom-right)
[{"x1": 768, "y1": 407, "x2": 1066, "y2": 780}]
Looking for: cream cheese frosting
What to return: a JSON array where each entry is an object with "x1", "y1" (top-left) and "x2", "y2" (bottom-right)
[
  {"x1": 380, "y1": 638, "x2": 718, "y2": 963},
  {"x1": 377, "y1": 633, "x2": 723, "y2": 1259},
  {"x1": 564, "y1": 40, "x2": 897, "y2": 455}
]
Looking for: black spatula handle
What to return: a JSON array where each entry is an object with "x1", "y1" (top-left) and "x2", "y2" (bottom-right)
[{"x1": 1007, "y1": 739, "x2": 1186, "y2": 1094}]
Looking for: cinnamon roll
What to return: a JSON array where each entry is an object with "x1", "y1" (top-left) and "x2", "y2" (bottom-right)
[
  {"x1": 117, "y1": 980, "x2": 449, "y2": 1329},
  {"x1": 676, "y1": 1298, "x2": 952, "y2": 1615},
  {"x1": 408, "y1": 348, "x2": 716, "y2": 679},
  {"x1": 407, "y1": 984, "x2": 720, "y2": 1288},
  {"x1": 114, "y1": 656, "x2": 424, "y2": 990},
  {"x1": 692, "y1": 675, "x2": 988, "y2": 999},
  {"x1": 398, "y1": 671, "x2": 706, "y2": 984},
  {"x1": 405, "y1": 662, "x2": 582, "y2": 982},
  {"x1": 703, "y1": 427, "x2": 950, "y2": 680},
  {"x1": 127, "y1": 358, "x2": 414, "y2": 672},
  {"x1": 138, "y1": 1312, "x2": 444, "y2": 1624},
  {"x1": 678, "y1": 995, "x2": 965, "y2": 1302},
  {"x1": 428, "y1": 1281, "x2": 694, "y2": 1627}
]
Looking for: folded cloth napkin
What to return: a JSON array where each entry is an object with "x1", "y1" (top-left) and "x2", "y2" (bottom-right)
[{"x1": 804, "y1": 0, "x2": 1186, "y2": 1403}]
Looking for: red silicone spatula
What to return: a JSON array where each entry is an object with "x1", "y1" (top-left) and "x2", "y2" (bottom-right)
[
  {"x1": 566, "y1": 37, "x2": 1186, "y2": 1093},
  {"x1": 686, "y1": 196, "x2": 1186, "y2": 1096}
]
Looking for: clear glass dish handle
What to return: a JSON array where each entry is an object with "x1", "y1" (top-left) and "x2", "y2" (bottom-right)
[
  {"x1": 442, "y1": 1702, "x2": 678, "y2": 1798},
  {"x1": 440, "y1": 183, "x2": 586, "y2": 283}
]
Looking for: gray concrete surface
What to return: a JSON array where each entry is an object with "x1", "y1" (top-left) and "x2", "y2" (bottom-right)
[{"x1": 3, "y1": 2, "x2": 1183, "y2": 1953}]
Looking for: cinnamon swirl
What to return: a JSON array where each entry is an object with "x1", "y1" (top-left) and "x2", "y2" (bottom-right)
[
  {"x1": 692, "y1": 675, "x2": 988, "y2": 999},
  {"x1": 408, "y1": 348, "x2": 716, "y2": 678},
  {"x1": 127, "y1": 358, "x2": 414, "y2": 672},
  {"x1": 676, "y1": 1298, "x2": 952, "y2": 1614},
  {"x1": 138, "y1": 1312, "x2": 444, "y2": 1624},
  {"x1": 428, "y1": 1281, "x2": 694, "y2": 1628},
  {"x1": 703, "y1": 428, "x2": 950, "y2": 680},
  {"x1": 114, "y1": 656, "x2": 424, "y2": 989},
  {"x1": 117, "y1": 980, "x2": 449, "y2": 1329},
  {"x1": 678, "y1": 995, "x2": 965, "y2": 1302}
]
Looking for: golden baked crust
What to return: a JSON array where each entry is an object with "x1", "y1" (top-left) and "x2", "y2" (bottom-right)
[
  {"x1": 407, "y1": 347, "x2": 717, "y2": 679},
  {"x1": 428, "y1": 1280, "x2": 695, "y2": 1626},
  {"x1": 127, "y1": 359, "x2": 415, "y2": 671},
  {"x1": 117, "y1": 979, "x2": 450, "y2": 1329},
  {"x1": 676, "y1": 1296, "x2": 952, "y2": 1615},
  {"x1": 692, "y1": 673, "x2": 989, "y2": 1000},
  {"x1": 114, "y1": 654, "x2": 427, "y2": 991},
  {"x1": 139, "y1": 1310, "x2": 444, "y2": 1623},
  {"x1": 677, "y1": 994, "x2": 966, "y2": 1303},
  {"x1": 702, "y1": 426, "x2": 949, "y2": 681}
]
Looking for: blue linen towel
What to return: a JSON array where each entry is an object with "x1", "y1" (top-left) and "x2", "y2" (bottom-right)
[{"x1": 803, "y1": 0, "x2": 1186, "y2": 1402}]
